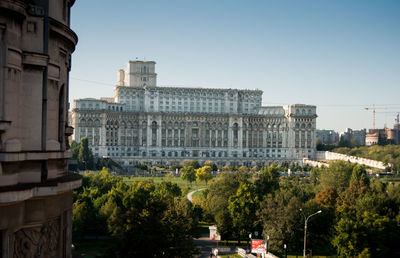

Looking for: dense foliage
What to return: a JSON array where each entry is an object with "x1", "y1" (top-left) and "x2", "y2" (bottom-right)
[
  {"x1": 197, "y1": 161, "x2": 400, "y2": 257},
  {"x1": 73, "y1": 159, "x2": 400, "y2": 257},
  {"x1": 71, "y1": 138, "x2": 125, "y2": 172},
  {"x1": 71, "y1": 138, "x2": 94, "y2": 170},
  {"x1": 316, "y1": 137, "x2": 361, "y2": 151},
  {"x1": 73, "y1": 168, "x2": 198, "y2": 257}
]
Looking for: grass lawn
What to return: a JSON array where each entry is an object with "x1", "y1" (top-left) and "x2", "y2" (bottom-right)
[
  {"x1": 192, "y1": 188, "x2": 206, "y2": 199},
  {"x1": 73, "y1": 239, "x2": 113, "y2": 258}
]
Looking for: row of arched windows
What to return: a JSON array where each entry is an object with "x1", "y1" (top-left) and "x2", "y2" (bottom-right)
[
  {"x1": 295, "y1": 123, "x2": 313, "y2": 129},
  {"x1": 80, "y1": 119, "x2": 100, "y2": 126},
  {"x1": 86, "y1": 119, "x2": 294, "y2": 130},
  {"x1": 295, "y1": 109, "x2": 313, "y2": 115}
]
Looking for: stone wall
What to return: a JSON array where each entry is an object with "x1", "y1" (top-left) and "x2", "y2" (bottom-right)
[
  {"x1": 0, "y1": 192, "x2": 74, "y2": 258},
  {"x1": 314, "y1": 151, "x2": 388, "y2": 170}
]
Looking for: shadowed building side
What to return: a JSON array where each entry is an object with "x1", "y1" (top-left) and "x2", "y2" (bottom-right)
[{"x1": 0, "y1": 0, "x2": 81, "y2": 257}]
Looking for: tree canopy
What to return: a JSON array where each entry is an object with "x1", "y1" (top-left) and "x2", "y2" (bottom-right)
[
  {"x1": 181, "y1": 166, "x2": 196, "y2": 186},
  {"x1": 73, "y1": 169, "x2": 198, "y2": 257},
  {"x1": 196, "y1": 166, "x2": 213, "y2": 185}
]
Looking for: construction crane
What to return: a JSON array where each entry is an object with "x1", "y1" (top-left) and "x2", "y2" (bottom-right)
[{"x1": 364, "y1": 105, "x2": 400, "y2": 130}]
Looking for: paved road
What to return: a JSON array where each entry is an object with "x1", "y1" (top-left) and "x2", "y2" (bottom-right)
[
  {"x1": 187, "y1": 188, "x2": 205, "y2": 202},
  {"x1": 193, "y1": 235, "x2": 218, "y2": 258},
  {"x1": 187, "y1": 189, "x2": 214, "y2": 257}
]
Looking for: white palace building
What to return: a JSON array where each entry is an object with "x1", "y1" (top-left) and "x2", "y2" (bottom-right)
[{"x1": 71, "y1": 60, "x2": 317, "y2": 167}]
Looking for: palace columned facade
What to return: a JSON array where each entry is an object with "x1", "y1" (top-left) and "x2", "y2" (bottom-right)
[{"x1": 71, "y1": 61, "x2": 317, "y2": 167}]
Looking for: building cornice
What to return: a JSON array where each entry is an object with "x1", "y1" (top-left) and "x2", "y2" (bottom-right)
[
  {"x1": 114, "y1": 85, "x2": 263, "y2": 94},
  {"x1": 0, "y1": 173, "x2": 82, "y2": 204},
  {"x1": 0, "y1": 150, "x2": 72, "y2": 162}
]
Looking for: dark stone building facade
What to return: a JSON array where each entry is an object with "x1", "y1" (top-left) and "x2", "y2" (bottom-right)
[{"x1": 0, "y1": 1, "x2": 81, "y2": 257}]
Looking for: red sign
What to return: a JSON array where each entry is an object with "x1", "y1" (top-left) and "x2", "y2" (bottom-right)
[{"x1": 251, "y1": 239, "x2": 266, "y2": 253}]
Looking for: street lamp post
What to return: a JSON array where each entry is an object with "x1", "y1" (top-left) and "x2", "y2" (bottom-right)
[
  {"x1": 300, "y1": 209, "x2": 322, "y2": 258},
  {"x1": 249, "y1": 233, "x2": 252, "y2": 254},
  {"x1": 283, "y1": 243, "x2": 287, "y2": 258}
]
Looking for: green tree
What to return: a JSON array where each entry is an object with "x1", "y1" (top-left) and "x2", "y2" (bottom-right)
[
  {"x1": 250, "y1": 165, "x2": 260, "y2": 173},
  {"x1": 258, "y1": 190, "x2": 302, "y2": 253},
  {"x1": 333, "y1": 180, "x2": 400, "y2": 257},
  {"x1": 222, "y1": 165, "x2": 233, "y2": 173},
  {"x1": 228, "y1": 183, "x2": 259, "y2": 241},
  {"x1": 77, "y1": 137, "x2": 93, "y2": 170},
  {"x1": 300, "y1": 200, "x2": 336, "y2": 255},
  {"x1": 72, "y1": 200, "x2": 95, "y2": 238},
  {"x1": 111, "y1": 182, "x2": 198, "y2": 257},
  {"x1": 204, "y1": 160, "x2": 218, "y2": 171},
  {"x1": 196, "y1": 166, "x2": 213, "y2": 185},
  {"x1": 315, "y1": 187, "x2": 338, "y2": 207},
  {"x1": 155, "y1": 181, "x2": 182, "y2": 198},
  {"x1": 350, "y1": 164, "x2": 370, "y2": 185},
  {"x1": 333, "y1": 211, "x2": 393, "y2": 257},
  {"x1": 70, "y1": 141, "x2": 80, "y2": 159},
  {"x1": 74, "y1": 174, "x2": 199, "y2": 257},
  {"x1": 183, "y1": 160, "x2": 201, "y2": 169},
  {"x1": 181, "y1": 166, "x2": 196, "y2": 186},
  {"x1": 237, "y1": 165, "x2": 249, "y2": 173},
  {"x1": 255, "y1": 163, "x2": 280, "y2": 197},
  {"x1": 319, "y1": 160, "x2": 354, "y2": 192},
  {"x1": 204, "y1": 171, "x2": 247, "y2": 238}
]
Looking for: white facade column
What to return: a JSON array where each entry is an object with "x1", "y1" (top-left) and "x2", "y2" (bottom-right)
[{"x1": 157, "y1": 115, "x2": 162, "y2": 147}]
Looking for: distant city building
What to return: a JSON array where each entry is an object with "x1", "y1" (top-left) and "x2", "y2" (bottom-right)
[
  {"x1": 71, "y1": 61, "x2": 318, "y2": 167},
  {"x1": 366, "y1": 124, "x2": 399, "y2": 146},
  {"x1": 316, "y1": 129, "x2": 339, "y2": 144},
  {"x1": 0, "y1": 1, "x2": 81, "y2": 257},
  {"x1": 340, "y1": 128, "x2": 366, "y2": 146}
]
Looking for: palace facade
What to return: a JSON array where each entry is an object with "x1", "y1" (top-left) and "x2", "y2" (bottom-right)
[{"x1": 71, "y1": 61, "x2": 317, "y2": 167}]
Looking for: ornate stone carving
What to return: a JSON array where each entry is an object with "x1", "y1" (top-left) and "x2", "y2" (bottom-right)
[{"x1": 13, "y1": 218, "x2": 60, "y2": 258}]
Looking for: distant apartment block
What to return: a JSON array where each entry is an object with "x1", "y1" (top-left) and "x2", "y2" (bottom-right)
[
  {"x1": 366, "y1": 124, "x2": 399, "y2": 146},
  {"x1": 316, "y1": 129, "x2": 339, "y2": 144},
  {"x1": 340, "y1": 128, "x2": 366, "y2": 146}
]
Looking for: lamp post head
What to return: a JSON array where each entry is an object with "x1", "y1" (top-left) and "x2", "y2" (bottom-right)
[{"x1": 317, "y1": 210, "x2": 322, "y2": 213}]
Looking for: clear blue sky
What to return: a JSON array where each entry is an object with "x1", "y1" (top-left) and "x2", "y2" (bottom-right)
[{"x1": 69, "y1": 0, "x2": 400, "y2": 132}]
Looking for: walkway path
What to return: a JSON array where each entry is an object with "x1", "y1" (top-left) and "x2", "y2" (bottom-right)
[
  {"x1": 187, "y1": 188, "x2": 205, "y2": 202},
  {"x1": 187, "y1": 188, "x2": 211, "y2": 257}
]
